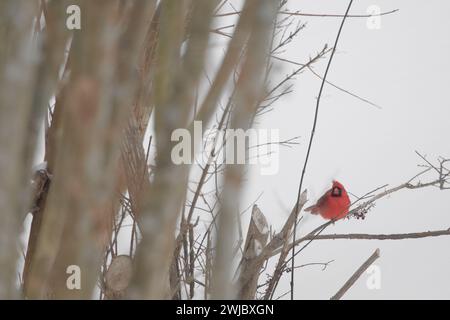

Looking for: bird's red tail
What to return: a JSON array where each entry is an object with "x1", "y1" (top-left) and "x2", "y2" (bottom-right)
[{"x1": 304, "y1": 205, "x2": 319, "y2": 214}]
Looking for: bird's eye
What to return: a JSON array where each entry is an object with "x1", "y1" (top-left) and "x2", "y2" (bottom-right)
[{"x1": 331, "y1": 187, "x2": 342, "y2": 197}]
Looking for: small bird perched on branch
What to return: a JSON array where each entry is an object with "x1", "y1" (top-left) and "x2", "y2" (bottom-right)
[{"x1": 304, "y1": 180, "x2": 350, "y2": 220}]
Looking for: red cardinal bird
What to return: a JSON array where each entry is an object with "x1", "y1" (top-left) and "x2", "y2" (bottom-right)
[{"x1": 304, "y1": 180, "x2": 351, "y2": 220}]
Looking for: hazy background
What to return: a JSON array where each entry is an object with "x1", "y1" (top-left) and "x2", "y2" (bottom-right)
[
  {"x1": 24, "y1": 0, "x2": 449, "y2": 299},
  {"x1": 243, "y1": 0, "x2": 450, "y2": 299}
]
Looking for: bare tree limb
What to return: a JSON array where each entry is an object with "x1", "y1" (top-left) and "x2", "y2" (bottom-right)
[
  {"x1": 330, "y1": 248, "x2": 380, "y2": 300},
  {"x1": 301, "y1": 229, "x2": 450, "y2": 241}
]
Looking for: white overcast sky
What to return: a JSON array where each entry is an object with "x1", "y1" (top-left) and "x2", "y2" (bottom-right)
[{"x1": 240, "y1": 0, "x2": 450, "y2": 299}]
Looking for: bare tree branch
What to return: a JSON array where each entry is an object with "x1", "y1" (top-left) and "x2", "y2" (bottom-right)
[{"x1": 330, "y1": 248, "x2": 380, "y2": 300}]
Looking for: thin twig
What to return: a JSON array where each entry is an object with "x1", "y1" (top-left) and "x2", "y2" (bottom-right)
[
  {"x1": 215, "y1": 9, "x2": 398, "y2": 19},
  {"x1": 290, "y1": 0, "x2": 354, "y2": 300}
]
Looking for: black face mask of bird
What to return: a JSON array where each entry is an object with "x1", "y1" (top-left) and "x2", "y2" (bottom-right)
[{"x1": 331, "y1": 186, "x2": 342, "y2": 197}]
